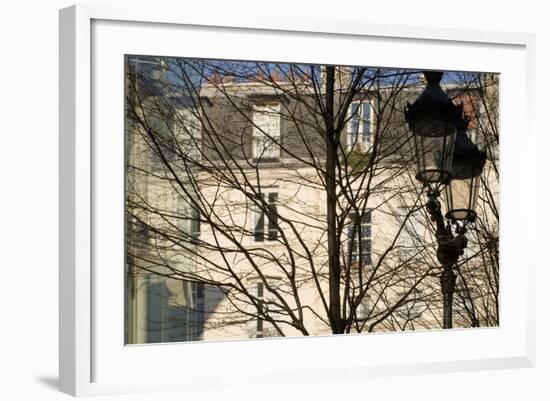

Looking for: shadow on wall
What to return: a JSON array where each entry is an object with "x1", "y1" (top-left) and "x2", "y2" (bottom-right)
[{"x1": 145, "y1": 280, "x2": 226, "y2": 343}]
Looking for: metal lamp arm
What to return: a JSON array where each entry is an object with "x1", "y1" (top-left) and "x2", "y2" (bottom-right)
[{"x1": 424, "y1": 188, "x2": 469, "y2": 329}]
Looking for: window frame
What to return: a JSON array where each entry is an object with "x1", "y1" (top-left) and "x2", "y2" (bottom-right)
[
  {"x1": 252, "y1": 191, "x2": 279, "y2": 243},
  {"x1": 347, "y1": 210, "x2": 373, "y2": 267},
  {"x1": 247, "y1": 279, "x2": 281, "y2": 339},
  {"x1": 251, "y1": 102, "x2": 282, "y2": 160},
  {"x1": 346, "y1": 99, "x2": 374, "y2": 152},
  {"x1": 396, "y1": 206, "x2": 428, "y2": 261}
]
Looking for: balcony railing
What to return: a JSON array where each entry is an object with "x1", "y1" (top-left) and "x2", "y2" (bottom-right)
[{"x1": 253, "y1": 136, "x2": 280, "y2": 160}]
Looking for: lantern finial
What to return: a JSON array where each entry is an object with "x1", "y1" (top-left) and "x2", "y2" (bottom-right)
[{"x1": 423, "y1": 71, "x2": 443, "y2": 86}]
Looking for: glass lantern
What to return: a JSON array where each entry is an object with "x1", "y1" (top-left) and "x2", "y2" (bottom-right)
[
  {"x1": 412, "y1": 119, "x2": 457, "y2": 184},
  {"x1": 444, "y1": 129, "x2": 487, "y2": 222},
  {"x1": 405, "y1": 71, "x2": 464, "y2": 185}
]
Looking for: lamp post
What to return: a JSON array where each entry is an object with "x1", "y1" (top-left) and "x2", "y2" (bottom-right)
[{"x1": 405, "y1": 71, "x2": 486, "y2": 329}]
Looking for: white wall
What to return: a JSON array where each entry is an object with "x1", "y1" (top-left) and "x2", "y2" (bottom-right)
[{"x1": 0, "y1": 0, "x2": 548, "y2": 400}]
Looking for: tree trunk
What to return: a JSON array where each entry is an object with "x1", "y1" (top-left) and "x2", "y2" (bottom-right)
[{"x1": 324, "y1": 66, "x2": 344, "y2": 334}]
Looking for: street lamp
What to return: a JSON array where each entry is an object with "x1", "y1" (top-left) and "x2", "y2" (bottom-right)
[{"x1": 405, "y1": 70, "x2": 486, "y2": 329}]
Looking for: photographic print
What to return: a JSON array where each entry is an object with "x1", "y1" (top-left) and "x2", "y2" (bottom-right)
[{"x1": 124, "y1": 56, "x2": 499, "y2": 344}]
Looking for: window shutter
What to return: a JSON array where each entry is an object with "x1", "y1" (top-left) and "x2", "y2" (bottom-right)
[
  {"x1": 254, "y1": 194, "x2": 265, "y2": 241},
  {"x1": 256, "y1": 283, "x2": 264, "y2": 337},
  {"x1": 363, "y1": 211, "x2": 372, "y2": 264},
  {"x1": 267, "y1": 192, "x2": 278, "y2": 240},
  {"x1": 190, "y1": 206, "x2": 200, "y2": 240},
  {"x1": 349, "y1": 103, "x2": 360, "y2": 144},
  {"x1": 362, "y1": 102, "x2": 371, "y2": 138},
  {"x1": 256, "y1": 299, "x2": 264, "y2": 336},
  {"x1": 348, "y1": 224, "x2": 357, "y2": 262}
]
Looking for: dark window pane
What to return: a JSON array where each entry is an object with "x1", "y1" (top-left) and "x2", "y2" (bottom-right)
[
  {"x1": 363, "y1": 211, "x2": 372, "y2": 224},
  {"x1": 196, "y1": 282, "x2": 204, "y2": 299},
  {"x1": 362, "y1": 239, "x2": 372, "y2": 264}
]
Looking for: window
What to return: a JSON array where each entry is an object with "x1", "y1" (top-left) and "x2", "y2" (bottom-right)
[
  {"x1": 252, "y1": 103, "x2": 281, "y2": 160},
  {"x1": 255, "y1": 283, "x2": 265, "y2": 337},
  {"x1": 356, "y1": 295, "x2": 370, "y2": 321},
  {"x1": 347, "y1": 100, "x2": 373, "y2": 152},
  {"x1": 148, "y1": 104, "x2": 201, "y2": 169},
  {"x1": 173, "y1": 106, "x2": 202, "y2": 161},
  {"x1": 395, "y1": 288, "x2": 424, "y2": 320},
  {"x1": 147, "y1": 108, "x2": 175, "y2": 167},
  {"x1": 248, "y1": 281, "x2": 280, "y2": 338},
  {"x1": 253, "y1": 192, "x2": 279, "y2": 242},
  {"x1": 397, "y1": 208, "x2": 427, "y2": 260},
  {"x1": 171, "y1": 192, "x2": 200, "y2": 243},
  {"x1": 347, "y1": 211, "x2": 372, "y2": 266},
  {"x1": 191, "y1": 282, "x2": 205, "y2": 338},
  {"x1": 189, "y1": 205, "x2": 201, "y2": 242}
]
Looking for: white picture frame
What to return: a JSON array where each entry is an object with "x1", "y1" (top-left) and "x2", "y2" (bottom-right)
[{"x1": 59, "y1": 4, "x2": 536, "y2": 397}]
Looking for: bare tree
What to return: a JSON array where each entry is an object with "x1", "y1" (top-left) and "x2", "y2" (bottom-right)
[
  {"x1": 448, "y1": 73, "x2": 500, "y2": 327},
  {"x1": 124, "y1": 57, "x2": 499, "y2": 342}
]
